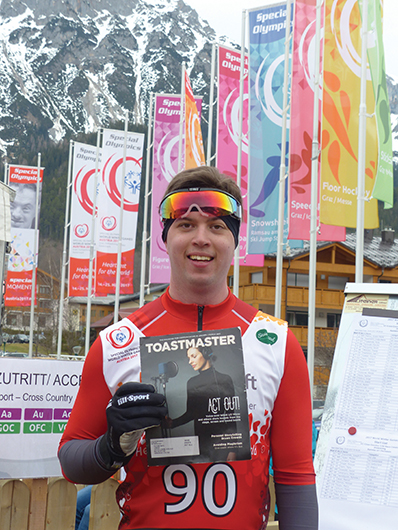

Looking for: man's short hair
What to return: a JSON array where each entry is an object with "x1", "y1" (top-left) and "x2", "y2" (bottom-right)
[
  {"x1": 10, "y1": 183, "x2": 37, "y2": 194},
  {"x1": 162, "y1": 167, "x2": 242, "y2": 206}
]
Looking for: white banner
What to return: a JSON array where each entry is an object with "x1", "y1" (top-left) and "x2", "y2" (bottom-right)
[
  {"x1": 0, "y1": 358, "x2": 83, "y2": 479},
  {"x1": 68, "y1": 142, "x2": 102, "y2": 297},
  {"x1": 95, "y1": 129, "x2": 145, "y2": 296}
]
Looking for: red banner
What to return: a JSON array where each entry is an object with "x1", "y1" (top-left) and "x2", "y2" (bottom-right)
[{"x1": 5, "y1": 165, "x2": 43, "y2": 307}]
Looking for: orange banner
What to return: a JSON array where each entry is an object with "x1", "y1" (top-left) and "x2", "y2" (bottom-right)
[
  {"x1": 185, "y1": 71, "x2": 205, "y2": 169},
  {"x1": 320, "y1": 0, "x2": 378, "y2": 228}
]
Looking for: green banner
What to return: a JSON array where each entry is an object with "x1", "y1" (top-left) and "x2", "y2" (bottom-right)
[{"x1": 360, "y1": 0, "x2": 394, "y2": 208}]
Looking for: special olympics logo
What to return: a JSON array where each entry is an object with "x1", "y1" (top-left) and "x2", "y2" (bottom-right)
[
  {"x1": 102, "y1": 155, "x2": 142, "y2": 211},
  {"x1": 74, "y1": 167, "x2": 98, "y2": 216},
  {"x1": 74, "y1": 224, "x2": 89, "y2": 238},
  {"x1": 298, "y1": 19, "x2": 324, "y2": 94},
  {"x1": 101, "y1": 216, "x2": 117, "y2": 231},
  {"x1": 331, "y1": 0, "x2": 371, "y2": 79},
  {"x1": 106, "y1": 326, "x2": 134, "y2": 349},
  {"x1": 223, "y1": 88, "x2": 249, "y2": 153},
  {"x1": 156, "y1": 132, "x2": 179, "y2": 183},
  {"x1": 255, "y1": 53, "x2": 290, "y2": 127}
]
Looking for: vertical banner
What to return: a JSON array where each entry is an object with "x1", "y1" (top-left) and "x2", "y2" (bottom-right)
[
  {"x1": 95, "y1": 129, "x2": 144, "y2": 296},
  {"x1": 150, "y1": 94, "x2": 203, "y2": 284},
  {"x1": 319, "y1": 0, "x2": 378, "y2": 228},
  {"x1": 217, "y1": 45, "x2": 264, "y2": 266},
  {"x1": 68, "y1": 142, "x2": 101, "y2": 297},
  {"x1": 288, "y1": 0, "x2": 346, "y2": 241},
  {"x1": 5, "y1": 165, "x2": 43, "y2": 307},
  {"x1": 247, "y1": 4, "x2": 302, "y2": 254},
  {"x1": 362, "y1": 0, "x2": 393, "y2": 208},
  {"x1": 185, "y1": 71, "x2": 206, "y2": 169}
]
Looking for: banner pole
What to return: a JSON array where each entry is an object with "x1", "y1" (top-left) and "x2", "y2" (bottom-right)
[
  {"x1": 85, "y1": 129, "x2": 101, "y2": 355},
  {"x1": 274, "y1": 0, "x2": 292, "y2": 319},
  {"x1": 355, "y1": 0, "x2": 368, "y2": 282},
  {"x1": 178, "y1": 62, "x2": 185, "y2": 172},
  {"x1": 140, "y1": 93, "x2": 154, "y2": 307},
  {"x1": 57, "y1": 141, "x2": 74, "y2": 358},
  {"x1": 28, "y1": 153, "x2": 41, "y2": 358},
  {"x1": 233, "y1": 10, "x2": 247, "y2": 298},
  {"x1": 206, "y1": 43, "x2": 216, "y2": 166},
  {"x1": 308, "y1": 0, "x2": 324, "y2": 402},
  {"x1": 114, "y1": 114, "x2": 129, "y2": 324}
]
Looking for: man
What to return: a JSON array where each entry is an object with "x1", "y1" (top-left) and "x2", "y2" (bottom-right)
[
  {"x1": 10, "y1": 183, "x2": 37, "y2": 228},
  {"x1": 59, "y1": 167, "x2": 318, "y2": 530}
]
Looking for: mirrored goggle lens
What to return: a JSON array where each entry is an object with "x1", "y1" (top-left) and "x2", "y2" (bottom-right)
[{"x1": 159, "y1": 190, "x2": 241, "y2": 220}]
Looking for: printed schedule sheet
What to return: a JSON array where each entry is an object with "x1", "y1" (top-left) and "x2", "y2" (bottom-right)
[{"x1": 316, "y1": 312, "x2": 398, "y2": 530}]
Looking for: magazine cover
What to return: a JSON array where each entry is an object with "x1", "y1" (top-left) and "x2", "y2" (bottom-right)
[{"x1": 140, "y1": 327, "x2": 251, "y2": 466}]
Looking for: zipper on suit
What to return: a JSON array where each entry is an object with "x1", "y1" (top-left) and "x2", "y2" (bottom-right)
[{"x1": 197, "y1": 306, "x2": 204, "y2": 330}]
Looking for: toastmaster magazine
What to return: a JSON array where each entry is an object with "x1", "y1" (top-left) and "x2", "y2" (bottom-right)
[{"x1": 140, "y1": 327, "x2": 251, "y2": 466}]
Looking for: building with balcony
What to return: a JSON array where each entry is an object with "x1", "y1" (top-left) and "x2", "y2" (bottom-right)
[{"x1": 230, "y1": 230, "x2": 398, "y2": 399}]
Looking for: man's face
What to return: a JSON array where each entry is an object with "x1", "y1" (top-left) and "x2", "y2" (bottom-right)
[
  {"x1": 165, "y1": 211, "x2": 235, "y2": 305},
  {"x1": 10, "y1": 187, "x2": 36, "y2": 228}
]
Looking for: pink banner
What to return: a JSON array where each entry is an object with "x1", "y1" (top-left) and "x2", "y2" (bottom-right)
[
  {"x1": 288, "y1": 0, "x2": 345, "y2": 241},
  {"x1": 5, "y1": 165, "x2": 43, "y2": 307},
  {"x1": 95, "y1": 129, "x2": 144, "y2": 295},
  {"x1": 217, "y1": 45, "x2": 264, "y2": 266},
  {"x1": 149, "y1": 94, "x2": 203, "y2": 284},
  {"x1": 68, "y1": 142, "x2": 101, "y2": 297}
]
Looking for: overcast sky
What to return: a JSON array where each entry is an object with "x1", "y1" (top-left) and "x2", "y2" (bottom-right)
[{"x1": 186, "y1": 0, "x2": 398, "y2": 81}]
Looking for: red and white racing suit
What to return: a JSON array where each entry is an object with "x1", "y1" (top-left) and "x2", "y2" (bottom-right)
[{"x1": 60, "y1": 288, "x2": 315, "y2": 530}]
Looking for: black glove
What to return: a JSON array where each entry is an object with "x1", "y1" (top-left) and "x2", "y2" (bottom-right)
[{"x1": 97, "y1": 382, "x2": 167, "y2": 470}]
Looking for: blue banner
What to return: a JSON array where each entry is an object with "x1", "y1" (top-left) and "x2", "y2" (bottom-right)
[{"x1": 248, "y1": 3, "x2": 302, "y2": 254}]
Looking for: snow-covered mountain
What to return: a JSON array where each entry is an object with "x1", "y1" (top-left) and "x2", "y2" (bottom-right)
[
  {"x1": 0, "y1": 0, "x2": 397, "y2": 158},
  {"x1": 0, "y1": 0, "x2": 226, "y2": 152}
]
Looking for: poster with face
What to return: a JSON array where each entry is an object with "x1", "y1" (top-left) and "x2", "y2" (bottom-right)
[{"x1": 5, "y1": 165, "x2": 43, "y2": 307}]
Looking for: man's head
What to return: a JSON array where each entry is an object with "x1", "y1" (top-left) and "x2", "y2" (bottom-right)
[
  {"x1": 10, "y1": 183, "x2": 37, "y2": 229},
  {"x1": 159, "y1": 167, "x2": 242, "y2": 248},
  {"x1": 159, "y1": 167, "x2": 242, "y2": 305}
]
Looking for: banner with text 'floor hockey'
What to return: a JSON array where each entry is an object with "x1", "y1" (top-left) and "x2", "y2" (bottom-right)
[{"x1": 320, "y1": 0, "x2": 378, "y2": 228}]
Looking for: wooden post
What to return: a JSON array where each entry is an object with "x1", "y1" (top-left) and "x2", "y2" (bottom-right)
[
  {"x1": 26, "y1": 478, "x2": 48, "y2": 530},
  {"x1": 0, "y1": 479, "x2": 30, "y2": 530},
  {"x1": 88, "y1": 478, "x2": 120, "y2": 530}
]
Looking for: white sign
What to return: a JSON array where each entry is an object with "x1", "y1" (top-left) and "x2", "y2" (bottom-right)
[
  {"x1": 0, "y1": 358, "x2": 83, "y2": 479},
  {"x1": 315, "y1": 283, "x2": 398, "y2": 529}
]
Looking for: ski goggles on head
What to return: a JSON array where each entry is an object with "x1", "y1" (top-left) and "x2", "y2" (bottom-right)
[{"x1": 159, "y1": 188, "x2": 242, "y2": 221}]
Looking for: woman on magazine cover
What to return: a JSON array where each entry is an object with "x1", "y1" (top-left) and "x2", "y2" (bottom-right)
[{"x1": 170, "y1": 345, "x2": 237, "y2": 462}]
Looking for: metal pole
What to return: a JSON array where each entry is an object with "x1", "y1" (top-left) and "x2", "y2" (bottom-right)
[
  {"x1": 57, "y1": 141, "x2": 74, "y2": 358},
  {"x1": 274, "y1": 0, "x2": 292, "y2": 319},
  {"x1": 85, "y1": 129, "x2": 101, "y2": 355},
  {"x1": 206, "y1": 43, "x2": 216, "y2": 166},
  {"x1": 355, "y1": 0, "x2": 368, "y2": 283},
  {"x1": 28, "y1": 153, "x2": 41, "y2": 358},
  {"x1": 140, "y1": 93, "x2": 154, "y2": 307},
  {"x1": 178, "y1": 62, "x2": 185, "y2": 172},
  {"x1": 233, "y1": 10, "x2": 247, "y2": 298},
  {"x1": 114, "y1": 115, "x2": 129, "y2": 324},
  {"x1": 307, "y1": 0, "x2": 324, "y2": 402}
]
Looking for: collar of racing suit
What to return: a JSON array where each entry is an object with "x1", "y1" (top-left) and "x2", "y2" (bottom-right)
[{"x1": 162, "y1": 286, "x2": 237, "y2": 329}]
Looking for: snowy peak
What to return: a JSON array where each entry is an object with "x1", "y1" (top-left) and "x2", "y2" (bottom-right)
[{"x1": 0, "y1": 0, "x2": 218, "y2": 150}]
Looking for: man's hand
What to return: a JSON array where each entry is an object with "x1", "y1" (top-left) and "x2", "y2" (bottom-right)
[{"x1": 97, "y1": 382, "x2": 167, "y2": 469}]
